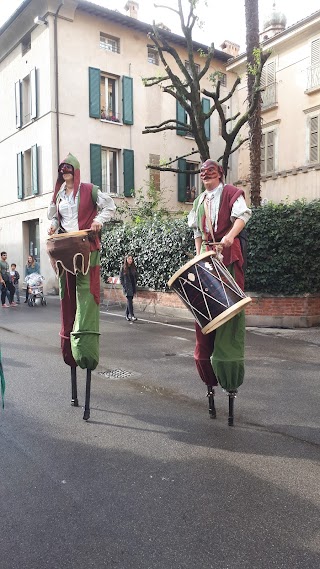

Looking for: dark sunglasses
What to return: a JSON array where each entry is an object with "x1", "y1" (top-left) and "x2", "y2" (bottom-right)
[{"x1": 59, "y1": 164, "x2": 74, "y2": 174}]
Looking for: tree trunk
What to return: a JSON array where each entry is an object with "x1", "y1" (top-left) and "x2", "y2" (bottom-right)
[{"x1": 245, "y1": 0, "x2": 262, "y2": 207}]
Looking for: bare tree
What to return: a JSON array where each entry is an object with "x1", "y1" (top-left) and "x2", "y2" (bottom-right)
[{"x1": 142, "y1": 0, "x2": 268, "y2": 187}]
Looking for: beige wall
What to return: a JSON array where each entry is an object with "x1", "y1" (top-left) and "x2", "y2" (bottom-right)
[
  {"x1": 0, "y1": 16, "x2": 57, "y2": 287},
  {"x1": 230, "y1": 17, "x2": 320, "y2": 204}
]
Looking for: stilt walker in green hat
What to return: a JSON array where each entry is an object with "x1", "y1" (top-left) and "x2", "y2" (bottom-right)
[{"x1": 47, "y1": 154, "x2": 116, "y2": 420}]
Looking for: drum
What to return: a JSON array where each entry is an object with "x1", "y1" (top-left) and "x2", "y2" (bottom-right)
[
  {"x1": 47, "y1": 230, "x2": 91, "y2": 276},
  {"x1": 168, "y1": 250, "x2": 252, "y2": 334}
]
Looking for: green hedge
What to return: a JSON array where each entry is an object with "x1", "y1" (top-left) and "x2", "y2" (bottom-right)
[
  {"x1": 101, "y1": 216, "x2": 194, "y2": 290},
  {"x1": 246, "y1": 200, "x2": 320, "y2": 295},
  {"x1": 101, "y1": 200, "x2": 320, "y2": 295}
]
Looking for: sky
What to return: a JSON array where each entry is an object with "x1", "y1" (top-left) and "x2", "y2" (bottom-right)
[{"x1": 0, "y1": 0, "x2": 319, "y2": 51}]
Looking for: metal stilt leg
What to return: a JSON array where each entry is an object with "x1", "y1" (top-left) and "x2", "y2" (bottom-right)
[
  {"x1": 228, "y1": 390, "x2": 237, "y2": 426},
  {"x1": 83, "y1": 369, "x2": 92, "y2": 421},
  {"x1": 71, "y1": 367, "x2": 79, "y2": 407}
]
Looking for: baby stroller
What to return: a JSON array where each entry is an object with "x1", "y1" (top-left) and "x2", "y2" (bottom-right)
[{"x1": 25, "y1": 273, "x2": 47, "y2": 307}]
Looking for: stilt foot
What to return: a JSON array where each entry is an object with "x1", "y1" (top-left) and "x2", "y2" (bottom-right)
[
  {"x1": 71, "y1": 398, "x2": 79, "y2": 407},
  {"x1": 83, "y1": 409, "x2": 90, "y2": 421},
  {"x1": 207, "y1": 386, "x2": 216, "y2": 419}
]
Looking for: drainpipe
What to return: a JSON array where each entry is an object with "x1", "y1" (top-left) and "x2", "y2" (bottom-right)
[
  {"x1": 54, "y1": 2, "x2": 64, "y2": 168},
  {"x1": 128, "y1": 62, "x2": 132, "y2": 149}
]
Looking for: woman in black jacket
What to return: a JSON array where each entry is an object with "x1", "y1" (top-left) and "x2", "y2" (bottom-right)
[{"x1": 119, "y1": 254, "x2": 138, "y2": 321}]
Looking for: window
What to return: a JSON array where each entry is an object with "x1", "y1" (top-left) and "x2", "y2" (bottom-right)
[
  {"x1": 17, "y1": 145, "x2": 39, "y2": 199},
  {"x1": 261, "y1": 130, "x2": 275, "y2": 174},
  {"x1": 307, "y1": 38, "x2": 320, "y2": 91},
  {"x1": 261, "y1": 61, "x2": 277, "y2": 109},
  {"x1": 149, "y1": 154, "x2": 160, "y2": 191},
  {"x1": 100, "y1": 33, "x2": 120, "y2": 53},
  {"x1": 185, "y1": 162, "x2": 199, "y2": 203},
  {"x1": 21, "y1": 32, "x2": 31, "y2": 56},
  {"x1": 89, "y1": 67, "x2": 133, "y2": 125},
  {"x1": 177, "y1": 158, "x2": 199, "y2": 203},
  {"x1": 15, "y1": 68, "x2": 37, "y2": 128},
  {"x1": 148, "y1": 46, "x2": 159, "y2": 65},
  {"x1": 176, "y1": 98, "x2": 210, "y2": 140},
  {"x1": 185, "y1": 60, "x2": 200, "y2": 77},
  {"x1": 100, "y1": 74, "x2": 120, "y2": 122},
  {"x1": 309, "y1": 115, "x2": 319, "y2": 163},
  {"x1": 101, "y1": 148, "x2": 119, "y2": 194},
  {"x1": 90, "y1": 144, "x2": 134, "y2": 197},
  {"x1": 219, "y1": 72, "x2": 227, "y2": 87}
]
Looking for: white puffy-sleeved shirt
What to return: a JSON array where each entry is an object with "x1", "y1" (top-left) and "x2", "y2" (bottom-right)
[
  {"x1": 47, "y1": 184, "x2": 116, "y2": 233},
  {"x1": 187, "y1": 183, "x2": 251, "y2": 239}
]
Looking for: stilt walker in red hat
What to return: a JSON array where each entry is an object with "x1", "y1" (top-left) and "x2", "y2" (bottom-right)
[{"x1": 188, "y1": 160, "x2": 251, "y2": 425}]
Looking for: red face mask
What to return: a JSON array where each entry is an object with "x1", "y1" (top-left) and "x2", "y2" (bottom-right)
[
  {"x1": 200, "y1": 166, "x2": 217, "y2": 181},
  {"x1": 59, "y1": 163, "x2": 74, "y2": 175}
]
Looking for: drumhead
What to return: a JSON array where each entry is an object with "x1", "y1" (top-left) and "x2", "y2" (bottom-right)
[
  {"x1": 47, "y1": 229, "x2": 90, "y2": 240},
  {"x1": 202, "y1": 297, "x2": 252, "y2": 334},
  {"x1": 168, "y1": 250, "x2": 219, "y2": 288}
]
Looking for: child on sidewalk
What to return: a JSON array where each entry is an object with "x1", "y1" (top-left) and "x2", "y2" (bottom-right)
[{"x1": 10, "y1": 264, "x2": 20, "y2": 304}]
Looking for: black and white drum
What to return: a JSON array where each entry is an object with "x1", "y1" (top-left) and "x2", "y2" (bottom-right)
[{"x1": 168, "y1": 251, "x2": 252, "y2": 334}]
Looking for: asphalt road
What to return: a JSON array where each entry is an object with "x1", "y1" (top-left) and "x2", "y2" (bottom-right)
[{"x1": 0, "y1": 299, "x2": 319, "y2": 569}]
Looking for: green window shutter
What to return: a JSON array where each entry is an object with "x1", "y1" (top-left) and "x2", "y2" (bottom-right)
[
  {"x1": 202, "y1": 97, "x2": 211, "y2": 141},
  {"x1": 89, "y1": 67, "x2": 101, "y2": 118},
  {"x1": 15, "y1": 81, "x2": 22, "y2": 128},
  {"x1": 310, "y1": 116, "x2": 319, "y2": 163},
  {"x1": 122, "y1": 76, "x2": 133, "y2": 125},
  {"x1": 123, "y1": 149, "x2": 134, "y2": 197},
  {"x1": 17, "y1": 152, "x2": 24, "y2": 199},
  {"x1": 31, "y1": 144, "x2": 39, "y2": 195},
  {"x1": 90, "y1": 144, "x2": 102, "y2": 188},
  {"x1": 30, "y1": 68, "x2": 37, "y2": 119},
  {"x1": 177, "y1": 158, "x2": 187, "y2": 202},
  {"x1": 176, "y1": 100, "x2": 186, "y2": 136}
]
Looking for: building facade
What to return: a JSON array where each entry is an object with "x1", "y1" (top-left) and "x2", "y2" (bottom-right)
[
  {"x1": 228, "y1": 7, "x2": 320, "y2": 204},
  {"x1": 0, "y1": 0, "x2": 236, "y2": 290}
]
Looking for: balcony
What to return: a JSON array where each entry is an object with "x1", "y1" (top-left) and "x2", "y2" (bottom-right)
[
  {"x1": 306, "y1": 64, "x2": 320, "y2": 93},
  {"x1": 261, "y1": 82, "x2": 278, "y2": 111}
]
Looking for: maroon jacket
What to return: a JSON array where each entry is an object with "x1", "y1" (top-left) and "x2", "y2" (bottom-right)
[{"x1": 201, "y1": 184, "x2": 245, "y2": 288}]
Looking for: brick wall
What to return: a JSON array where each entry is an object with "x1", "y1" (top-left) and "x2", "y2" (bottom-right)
[{"x1": 103, "y1": 285, "x2": 320, "y2": 327}]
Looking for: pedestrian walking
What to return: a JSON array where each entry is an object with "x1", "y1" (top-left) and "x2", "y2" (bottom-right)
[
  {"x1": 119, "y1": 254, "x2": 138, "y2": 321},
  {"x1": 0, "y1": 252, "x2": 16, "y2": 307}
]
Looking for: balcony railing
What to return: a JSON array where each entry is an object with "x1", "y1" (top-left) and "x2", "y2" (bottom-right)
[
  {"x1": 306, "y1": 64, "x2": 320, "y2": 91},
  {"x1": 101, "y1": 109, "x2": 120, "y2": 123},
  {"x1": 261, "y1": 82, "x2": 277, "y2": 109}
]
